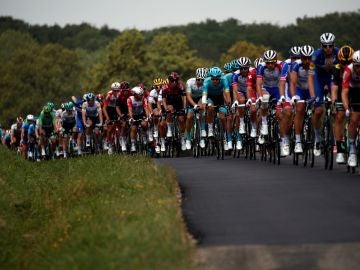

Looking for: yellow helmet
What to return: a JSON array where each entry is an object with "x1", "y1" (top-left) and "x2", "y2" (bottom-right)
[
  {"x1": 338, "y1": 45, "x2": 354, "y2": 63},
  {"x1": 153, "y1": 78, "x2": 163, "y2": 86},
  {"x1": 162, "y1": 78, "x2": 169, "y2": 85}
]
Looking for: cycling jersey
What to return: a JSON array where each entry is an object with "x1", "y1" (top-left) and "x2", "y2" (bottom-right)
[
  {"x1": 82, "y1": 101, "x2": 101, "y2": 118},
  {"x1": 21, "y1": 120, "x2": 36, "y2": 143},
  {"x1": 117, "y1": 91, "x2": 131, "y2": 116},
  {"x1": 148, "y1": 88, "x2": 160, "y2": 109},
  {"x1": 202, "y1": 76, "x2": 230, "y2": 98},
  {"x1": 342, "y1": 64, "x2": 360, "y2": 89},
  {"x1": 224, "y1": 73, "x2": 233, "y2": 91},
  {"x1": 291, "y1": 59, "x2": 311, "y2": 100},
  {"x1": 162, "y1": 82, "x2": 185, "y2": 111},
  {"x1": 127, "y1": 96, "x2": 147, "y2": 117},
  {"x1": 232, "y1": 70, "x2": 248, "y2": 94},
  {"x1": 257, "y1": 61, "x2": 285, "y2": 88},
  {"x1": 104, "y1": 90, "x2": 118, "y2": 108},
  {"x1": 38, "y1": 111, "x2": 56, "y2": 129},
  {"x1": 186, "y1": 77, "x2": 203, "y2": 103},
  {"x1": 246, "y1": 68, "x2": 258, "y2": 101},
  {"x1": 61, "y1": 110, "x2": 76, "y2": 127}
]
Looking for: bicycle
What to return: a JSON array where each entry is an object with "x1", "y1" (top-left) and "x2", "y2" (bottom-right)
[
  {"x1": 164, "y1": 110, "x2": 184, "y2": 158},
  {"x1": 292, "y1": 100, "x2": 315, "y2": 167},
  {"x1": 322, "y1": 96, "x2": 335, "y2": 170}
]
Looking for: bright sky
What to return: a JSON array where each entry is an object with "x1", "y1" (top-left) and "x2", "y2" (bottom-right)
[{"x1": 1, "y1": 0, "x2": 359, "y2": 30}]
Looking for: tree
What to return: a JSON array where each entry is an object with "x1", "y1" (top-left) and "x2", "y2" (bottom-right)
[
  {"x1": 220, "y1": 40, "x2": 269, "y2": 64},
  {"x1": 145, "y1": 32, "x2": 211, "y2": 82}
]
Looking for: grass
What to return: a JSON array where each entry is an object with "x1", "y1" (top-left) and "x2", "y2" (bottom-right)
[{"x1": 0, "y1": 146, "x2": 194, "y2": 270}]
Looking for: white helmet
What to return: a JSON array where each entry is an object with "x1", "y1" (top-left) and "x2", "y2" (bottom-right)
[
  {"x1": 289, "y1": 46, "x2": 301, "y2": 57},
  {"x1": 300, "y1": 45, "x2": 315, "y2": 57},
  {"x1": 237, "y1": 57, "x2": 251, "y2": 67},
  {"x1": 26, "y1": 114, "x2": 34, "y2": 121},
  {"x1": 320, "y1": 32, "x2": 335, "y2": 45},
  {"x1": 263, "y1": 50, "x2": 277, "y2": 61},
  {"x1": 353, "y1": 50, "x2": 360, "y2": 64},
  {"x1": 254, "y1": 57, "x2": 264, "y2": 69},
  {"x1": 131, "y1": 86, "x2": 144, "y2": 96},
  {"x1": 195, "y1": 68, "x2": 208, "y2": 79},
  {"x1": 111, "y1": 82, "x2": 121, "y2": 91}
]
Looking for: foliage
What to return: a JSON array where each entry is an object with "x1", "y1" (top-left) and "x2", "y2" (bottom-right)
[
  {"x1": 0, "y1": 31, "x2": 82, "y2": 126},
  {"x1": 220, "y1": 40, "x2": 269, "y2": 65},
  {"x1": 0, "y1": 146, "x2": 193, "y2": 270}
]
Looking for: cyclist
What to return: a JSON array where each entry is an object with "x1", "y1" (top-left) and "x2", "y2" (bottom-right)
[
  {"x1": 308, "y1": 32, "x2": 339, "y2": 156},
  {"x1": 162, "y1": 72, "x2": 187, "y2": 151},
  {"x1": 103, "y1": 82, "x2": 123, "y2": 154},
  {"x1": 232, "y1": 57, "x2": 253, "y2": 150},
  {"x1": 201, "y1": 67, "x2": 232, "y2": 150},
  {"x1": 127, "y1": 86, "x2": 150, "y2": 152},
  {"x1": 10, "y1": 116, "x2": 23, "y2": 151},
  {"x1": 20, "y1": 114, "x2": 36, "y2": 159},
  {"x1": 71, "y1": 94, "x2": 86, "y2": 155},
  {"x1": 117, "y1": 81, "x2": 132, "y2": 152},
  {"x1": 256, "y1": 50, "x2": 291, "y2": 156},
  {"x1": 331, "y1": 45, "x2": 354, "y2": 164},
  {"x1": 82, "y1": 92, "x2": 103, "y2": 150},
  {"x1": 290, "y1": 45, "x2": 315, "y2": 153},
  {"x1": 185, "y1": 67, "x2": 208, "y2": 150},
  {"x1": 59, "y1": 102, "x2": 77, "y2": 158},
  {"x1": 148, "y1": 78, "x2": 163, "y2": 153},
  {"x1": 341, "y1": 50, "x2": 360, "y2": 167},
  {"x1": 38, "y1": 105, "x2": 57, "y2": 157}
]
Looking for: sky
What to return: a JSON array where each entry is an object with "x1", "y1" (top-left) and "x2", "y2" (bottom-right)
[{"x1": 1, "y1": 0, "x2": 360, "y2": 31}]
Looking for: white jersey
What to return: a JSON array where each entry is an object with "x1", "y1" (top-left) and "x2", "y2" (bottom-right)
[
  {"x1": 148, "y1": 88, "x2": 159, "y2": 105},
  {"x1": 186, "y1": 77, "x2": 203, "y2": 100}
]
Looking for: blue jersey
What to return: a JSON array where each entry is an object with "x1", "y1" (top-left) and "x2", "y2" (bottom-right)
[
  {"x1": 202, "y1": 76, "x2": 230, "y2": 97},
  {"x1": 292, "y1": 59, "x2": 310, "y2": 90},
  {"x1": 232, "y1": 70, "x2": 248, "y2": 93},
  {"x1": 224, "y1": 73, "x2": 233, "y2": 91},
  {"x1": 310, "y1": 47, "x2": 339, "y2": 83}
]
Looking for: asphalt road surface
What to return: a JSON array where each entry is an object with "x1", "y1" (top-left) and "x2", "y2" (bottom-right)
[{"x1": 157, "y1": 154, "x2": 360, "y2": 270}]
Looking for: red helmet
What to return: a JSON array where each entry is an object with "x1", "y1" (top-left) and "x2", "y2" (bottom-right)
[
  {"x1": 96, "y1": 93, "x2": 104, "y2": 102},
  {"x1": 168, "y1": 72, "x2": 180, "y2": 82},
  {"x1": 120, "y1": 81, "x2": 130, "y2": 90}
]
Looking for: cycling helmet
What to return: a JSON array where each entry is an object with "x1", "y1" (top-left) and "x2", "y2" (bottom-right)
[
  {"x1": 16, "y1": 116, "x2": 23, "y2": 123},
  {"x1": 338, "y1": 45, "x2": 354, "y2": 62},
  {"x1": 131, "y1": 86, "x2": 144, "y2": 96},
  {"x1": 26, "y1": 114, "x2": 34, "y2": 121},
  {"x1": 196, "y1": 67, "x2": 209, "y2": 79},
  {"x1": 43, "y1": 105, "x2": 52, "y2": 113},
  {"x1": 83, "y1": 93, "x2": 88, "y2": 101},
  {"x1": 320, "y1": 32, "x2": 335, "y2": 45},
  {"x1": 96, "y1": 93, "x2": 104, "y2": 102},
  {"x1": 263, "y1": 50, "x2": 277, "y2": 61},
  {"x1": 64, "y1": 102, "x2": 74, "y2": 110},
  {"x1": 300, "y1": 45, "x2": 315, "y2": 57},
  {"x1": 47, "y1": 102, "x2": 55, "y2": 110},
  {"x1": 223, "y1": 63, "x2": 233, "y2": 72},
  {"x1": 168, "y1": 72, "x2": 180, "y2": 81},
  {"x1": 208, "y1": 67, "x2": 222, "y2": 77},
  {"x1": 120, "y1": 81, "x2": 130, "y2": 90},
  {"x1": 230, "y1": 59, "x2": 240, "y2": 70},
  {"x1": 353, "y1": 50, "x2": 360, "y2": 64},
  {"x1": 111, "y1": 82, "x2": 121, "y2": 91},
  {"x1": 61, "y1": 103, "x2": 66, "y2": 110},
  {"x1": 153, "y1": 78, "x2": 163, "y2": 86},
  {"x1": 163, "y1": 79, "x2": 169, "y2": 85},
  {"x1": 86, "y1": 93, "x2": 95, "y2": 101},
  {"x1": 289, "y1": 46, "x2": 301, "y2": 57},
  {"x1": 237, "y1": 57, "x2": 251, "y2": 67},
  {"x1": 254, "y1": 57, "x2": 264, "y2": 69}
]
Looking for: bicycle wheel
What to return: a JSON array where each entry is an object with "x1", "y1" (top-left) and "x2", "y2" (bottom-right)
[{"x1": 323, "y1": 118, "x2": 334, "y2": 170}]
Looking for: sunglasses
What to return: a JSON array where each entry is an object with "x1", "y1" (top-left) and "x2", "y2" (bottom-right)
[
  {"x1": 239, "y1": 67, "x2": 249, "y2": 71},
  {"x1": 211, "y1": 77, "x2": 221, "y2": 81},
  {"x1": 169, "y1": 78, "x2": 178, "y2": 83},
  {"x1": 196, "y1": 78, "x2": 204, "y2": 82},
  {"x1": 322, "y1": 44, "x2": 334, "y2": 49},
  {"x1": 265, "y1": 60, "x2": 277, "y2": 64}
]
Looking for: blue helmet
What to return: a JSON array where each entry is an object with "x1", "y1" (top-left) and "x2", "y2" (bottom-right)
[
  {"x1": 223, "y1": 63, "x2": 233, "y2": 72},
  {"x1": 208, "y1": 67, "x2": 222, "y2": 77}
]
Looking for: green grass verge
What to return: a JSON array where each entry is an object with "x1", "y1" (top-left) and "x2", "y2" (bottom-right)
[{"x1": 0, "y1": 146, "x2": 194, "y2": 270}]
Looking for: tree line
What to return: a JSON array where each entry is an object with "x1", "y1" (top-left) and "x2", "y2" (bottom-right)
[{"x1": 0, "y1": 11, "x2": 359, "y2": 126}]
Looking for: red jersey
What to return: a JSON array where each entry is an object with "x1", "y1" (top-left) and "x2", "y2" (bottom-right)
[
  {"x1": 104, "y1": 90, "x2": 119, "y2": 108},
  {"x1": 246, "y1": 67, "x2": 258, "y2": 101},
  {"x1": 342, "y1": 64, "x2": 360, "y2": 89}
]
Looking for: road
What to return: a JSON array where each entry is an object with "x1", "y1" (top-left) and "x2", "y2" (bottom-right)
[{"x1": 157, "y1": 154, "x2": 360, "y2": 270}]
